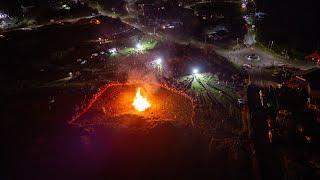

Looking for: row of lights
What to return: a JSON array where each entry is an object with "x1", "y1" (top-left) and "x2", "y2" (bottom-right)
[
  {"x1": 111, "y1": 42, "x2": 200, "y2": 75},
  {"x1": 153, "y1": 57, "x2": 199, "y2": 75}
]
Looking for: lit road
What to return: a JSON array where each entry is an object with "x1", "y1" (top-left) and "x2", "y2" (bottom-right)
[{"x1": 216, "y1": 46, "x2": 316, "y2": 70}]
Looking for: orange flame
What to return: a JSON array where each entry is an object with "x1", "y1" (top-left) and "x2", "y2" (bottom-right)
[{"x1": 132, "y1": 88, "x2": 151, "y2": 112}]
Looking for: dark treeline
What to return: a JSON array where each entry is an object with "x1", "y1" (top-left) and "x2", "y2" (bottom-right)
[{"x1": 256, "y1": 0, "x2": 319, "y2": 54}]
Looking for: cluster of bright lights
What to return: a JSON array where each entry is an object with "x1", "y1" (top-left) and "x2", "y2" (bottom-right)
[{"x1": 109, "y1": 48, "x2": 117, "y2": 54}]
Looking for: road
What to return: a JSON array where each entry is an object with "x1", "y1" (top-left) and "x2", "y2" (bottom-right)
[{"x1": 217, "y1": 46, "x2": 316, "y2": 70}]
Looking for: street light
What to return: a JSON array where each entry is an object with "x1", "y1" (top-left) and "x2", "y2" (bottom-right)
[
  {"x1": 156, "y1": 58, "x2": 162, "y2": 65},
  {"x1": 136, "y1": 43, "x2": 142, "y2": 50},
  {"x1": 154, "y1": 58, "x2": 163, "y2": 75},
  {"x1": 192, "y1": 68, "x2": 199, "y2": 75}
]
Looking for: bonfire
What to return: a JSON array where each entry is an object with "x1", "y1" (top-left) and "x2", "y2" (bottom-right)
[
  {"x1": 132, "y1": 87, "x2": 151, "y2": 112},
  {"x1": 70, "y1": 83, "x2": 194, "y2": 127}
]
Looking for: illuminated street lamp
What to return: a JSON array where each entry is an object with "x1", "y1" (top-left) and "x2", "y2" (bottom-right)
[
  {"x1": 136, "y1": 43, "x2": 142, "y2": 50},
  {"x1": 192, "y1": 68, "x2": 199, "y2": 75},
  {"x1": 154, "y1": 57, "x2": 163, "y2": 74},
  {"x1": 156, "y1": 58, "x2": 162, "y2": 65}
]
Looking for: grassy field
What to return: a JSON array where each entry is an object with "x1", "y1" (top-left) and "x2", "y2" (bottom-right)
[
  {"x1": 119, "y1": 39, "x2": 158, "y2": 55},
  {"x1": 178, "y1": 73, "x2": 242, "y2": 132}
]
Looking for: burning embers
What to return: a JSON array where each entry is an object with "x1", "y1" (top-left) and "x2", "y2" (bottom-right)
[{"x1": 132, "y1": 88, "x2": 151, "y2": 112}]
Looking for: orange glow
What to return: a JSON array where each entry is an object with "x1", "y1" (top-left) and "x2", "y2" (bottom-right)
[
  {"x1": 90, "y1": 19, "x2": 101, "y2": 25},
  {"x1": 132, "y1": 88, "x2": 151, "y2": 112}
]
